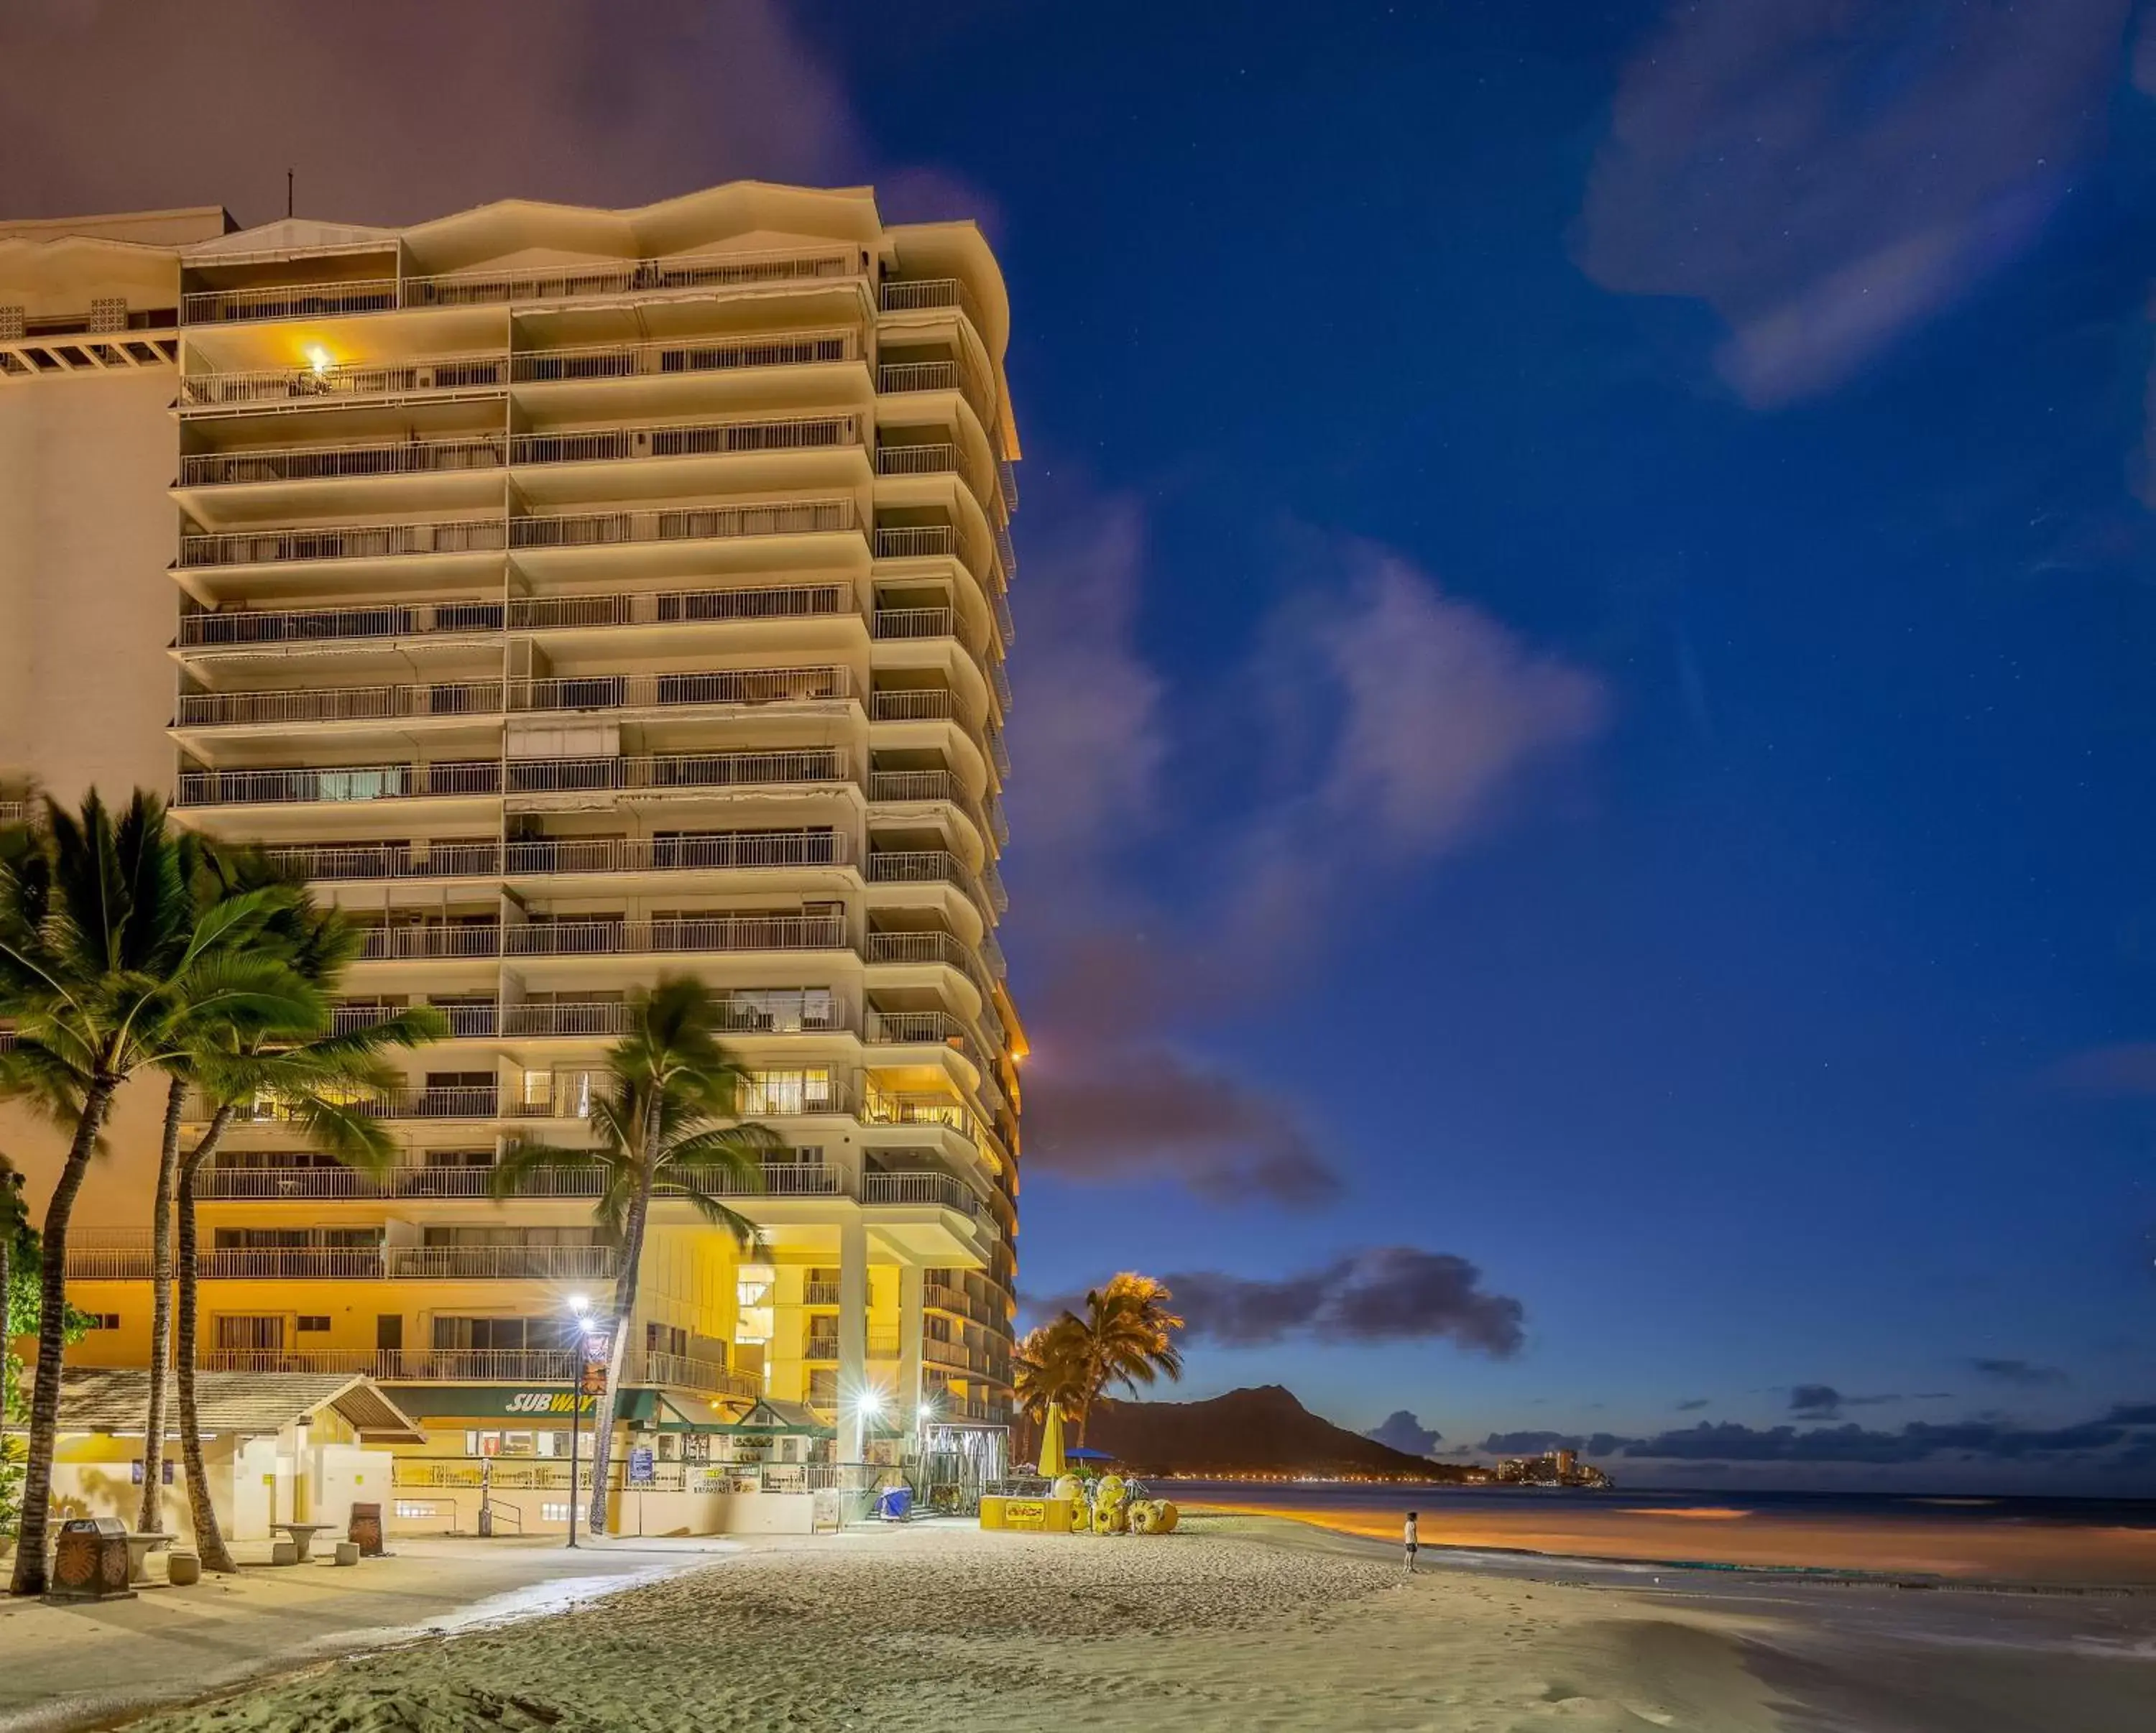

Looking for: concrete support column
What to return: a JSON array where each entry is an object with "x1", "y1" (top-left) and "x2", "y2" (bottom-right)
[
  {"x1": 898, "y1": 1262, "x2": 924, "y2": 1451},
  {"x1": 837, "y1": 1216, "x2": 868, "y2": 1461}
]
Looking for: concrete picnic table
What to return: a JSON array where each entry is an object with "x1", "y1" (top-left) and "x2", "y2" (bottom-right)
[
  {"x1": 121, "y1": 1532, "x2": 172, "y2": 1586},
  {"x1": 269, "y1": 1521, "x2": 336, "y2": 1563}
]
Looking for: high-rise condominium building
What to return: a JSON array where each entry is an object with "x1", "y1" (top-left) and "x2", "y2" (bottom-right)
[{"x1": 0, "y1": 185, "x2": 1023, "y2": 1496}]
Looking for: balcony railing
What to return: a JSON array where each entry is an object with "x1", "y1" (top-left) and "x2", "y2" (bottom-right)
[
  {"x1": 178, "y1": 519, "x2": 507, "y2": 569},
  {"x1": 867, "y1": 850, "x2": 991, "y2": 914},
  {"x1": 177, "y1": 761, "x2": 502, "y2": 807},
  {"x1": 505, "y1": 913, "x2": 845, "y2": 958},
  {"x1": 870, "y1": 606, "x2": 983, "y2": 657},
  {"x1": 190, "y1": 1158, "x2": 859, "y2": 1206},
  {"x1": 876, "y1": 357, "x2": 996, "y2": 427},
  {"x1": 509, "y1": 499, "x2": 854, "y2": 550},
  {"x1": 0, "y1": 801, "x2": 27, "y2": 826},
  {"x1": 504, "y1": 830, "x2": 849, "y2": 877},
  {"x1": 505, "y1": 749, "x2": 848, "y2": 798},
  {"x1": 180, "y1": 436, "x2": 508, "y2": 487},
  {"x1": 508, "y1": 583, "x2": 850, "y2": 632},
  {"x1": 178, "y1": 598, "x2": 505, "y2": 649},
  {"x1": 181, "y1": 249, "x2": 863, "y2": 325},
  {"x1": 178, "y1": 354, "x2": 508, "y2": 412},
  {"x1": 331, "y1": 1001, "x2": 496, "y2": 1038},
  {"x1": 510, "y1": 667, "x2": 850, "y2": 716},
  {"x1": 509, "y1": 415, "x2": 859, "y2": 466},
  {"x1": 642, "y1": 1352, "x2": 760, "y2": 1400},
  {"x1": 862, "y1": 1170, "x2": 982, "y2": 1217},
  {"x1": 866, "y1": 1009, "x2": 979, "y2": 1054},
  {"x1": 804, "y1": 1281, "x2": 842, "y2": 1305},
  {"x1": 194, "y1": 1346, "x2": 734, "y2": 1387},
  {"x1": 864, "y1": 929, "x2": 993, "y2": 992},
  {"x1": 878, "y1": 277, "x2": 985, "y2": 327},
  {"x1": 176, "y1": 680, "x2": 505, "y2": 728},
  {"x1": 210, "y1": 1084, "x2": 502, "y2": 1123},
  {"x1": 262, "y1": 841, "x2": 502, "y2": 883},
  {"x1": 511, "y1": 329, "x2": 857, "y2": 383},
  {"x1": 66, "y1": 1240, "x2": 619, "y2": 1281},
  {"x1": 868, "y1": 686, "x2": 977, "y2": 730}
]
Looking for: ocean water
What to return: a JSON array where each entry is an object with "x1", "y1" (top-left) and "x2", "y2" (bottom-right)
[{"x1": 1159, "y1": 1480, "x2": 2156, "y2": 1583}]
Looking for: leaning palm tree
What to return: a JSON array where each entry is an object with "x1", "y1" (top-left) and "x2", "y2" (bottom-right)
[
  {"x1": 157, "y1": 859, "x2": 443, "y2": 1566},
  {"x1": 1, "y1": 1155, "x2": 27, "y2": 1533},
  {"x1": 1012, "y1": 1318, "x2": 1089, "y2": 1462},
  {"x1": 492, "y1": 977, "x2": 779, "y2": 1535},
  {"x1": 1067, "y1": 1272, "x2": 1185, "y2": 1445},
  {"x1": 0, "y1": 792, "x2": 305, "y2": 1596}
]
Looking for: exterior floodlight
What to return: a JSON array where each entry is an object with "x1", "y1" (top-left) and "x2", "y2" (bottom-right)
[
  {"x1": 566, "y1": 1293, "x2": 590, "y2": 1316},
  {"x1": 918, "y1": 1402, "x2": 935, "y2": 1424},
  {"x1": 305, "y1": 343, "x2": 333, "y2": 376},
  {"x1": 857, "y1": 1387, "x2": 885, "y2": 1418}
]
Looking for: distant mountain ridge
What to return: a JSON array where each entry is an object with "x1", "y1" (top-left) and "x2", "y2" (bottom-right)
[{"x1": 1082, "y1": 1384, "x2": 1474, "y2": 1479}]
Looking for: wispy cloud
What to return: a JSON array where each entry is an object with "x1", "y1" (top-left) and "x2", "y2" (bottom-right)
[
  {"x1": 1365, "y1": 1410, "x2": 1442, "y2": 1456},
  {"x1": 1578, "y1": 0, "x2": 2134, "y2": 405},
  {"x1": 1163, "y1": 1247, "x2": 1527, "y2": 1357},
  {"x1": 1789, "y1": 1384, "x2": 1902, "y2": 1420},
  {"x1": 1971, "y1": 1357, "x2": 2070, "y2": 1388}
]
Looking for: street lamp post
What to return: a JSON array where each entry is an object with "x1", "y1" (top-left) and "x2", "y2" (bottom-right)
[{"x1": 566, "y1": 1294, "x2": 591, "y2": 1549}]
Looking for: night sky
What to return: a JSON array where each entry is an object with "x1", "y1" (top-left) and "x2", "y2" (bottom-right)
[{"x1": 6, "y1": 1, "x2": 2155, "y2": 1490}]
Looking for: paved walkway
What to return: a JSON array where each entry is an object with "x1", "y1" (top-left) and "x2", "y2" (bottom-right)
[{"x1": 0, "y1": 1535, "x2": 733, "y2": 1733}]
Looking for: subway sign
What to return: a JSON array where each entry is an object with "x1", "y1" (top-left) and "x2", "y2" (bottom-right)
[{"x1": 380, "y1": 1385, "x2": 599, "y2": 1420}]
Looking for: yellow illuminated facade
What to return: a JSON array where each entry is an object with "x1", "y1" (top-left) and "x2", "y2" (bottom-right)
[{"x1": 0, "y1": 186, "x2": 1023, "y2": 1474}]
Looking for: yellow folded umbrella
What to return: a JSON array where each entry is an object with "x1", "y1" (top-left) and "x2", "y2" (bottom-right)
[{"x1": 1038, "y1": 1403, "x2": 1067, "y2": 1478}]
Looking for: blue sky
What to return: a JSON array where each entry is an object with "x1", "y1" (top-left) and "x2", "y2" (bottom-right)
[{"x1": 7, "y1": 0, "x2": 2154, "y2": 1489}]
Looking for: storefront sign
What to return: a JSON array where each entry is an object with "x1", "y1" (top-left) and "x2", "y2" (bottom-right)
[
  {"x1": 380, "y1": 1385, "x2": 598, "y2": 1420},
  {"x1": 628, "y1": 1446, "x2": 656, "y2": 1487}
]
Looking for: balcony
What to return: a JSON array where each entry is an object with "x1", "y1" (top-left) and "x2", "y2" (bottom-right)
[
  {"x1": 179, "y1": 435, "x2": 508, "y2": 488},
  {"x1": 181, "y1": 247, "x2": 863, "y2": 325},
  {"x1": 508, "y1": 499, "x2": 855, "y2": 552},
  {"x1": 510, "y1": 666, "x2": 852, "y2": 716},
  {"x1": 504, "y1": 913, "x2": 845, "y2": 958},
  {"x1": 877, "y1": 277, "x2": 987, "y2": 328},
  {"x1": 867, "y1": 849, "x2": 993, "y2": 915},
  {"x1": 876, "y1": 357, "x2": 995, "y2": 428},
  {"x1": 206, "y1": 1084, "x2": 501, "y2": 1124},
  {"x1": 508, "y1": 415, "x2": 860, "y2": 467},
  {"x1": 641, "y1": 1351, "x2": 761, "y2": 1400},
  {"x1": 178, "y1": 353, "x2": 509, "y2": 414},
  {"x1": 176, "y1": 761, "x2": 502, "y2": 808},
  {"x1": 869, "y1": 686, "x2": 978, "y2": 730},
  {"x1": 864, "y1": 929, "x2": 994, "y2": 994},
  {"x1": 178, "y1": 597, "x2": 505, "y2": 650},
  {"x1": 806, "y1": 1332, "x2": 904, "y2": 1362},
  {"x1": 175, "y1": 680, "x2": 505, "y2": 729},
  {"x1": 504, "y1": 749, "x2": 848, "y2": 800},
  {"x1": 262, "y1": 841, "x2": 502, "y2": 883},
  {"x1": 511, "y1": 329, "x2": 857, "y2": 384},
  {"x1": 803, "y1": 1282, "x2": 842, "y2": 1305},
  {"x1": 509, "y1": 582, "x2": 851, "y2": 633},
  {"x1": 331, "y1": 1001, "x2": 497, "y2": 1038},
  {"x1": 505, "y1": 994, "x2": 845, "y2": 1040},
  {"x1": 866, "y1": 1009, "x2": 982, "y2": 1070},
  {"x1": 356, "y1": 925, "x2": 502, "y2": 961},
  {"x1": 502, "y1": 830, "x2": 849, "y2": 878},
  {"x1": 178, "y1": 518, "x2": 507, "y2": 570},
  {"x1": 66, "y1": 1239, "x2": 619, "y2": 1282},
  {"x1": 870, "y1": 606, "x2": 984, "y2": 657}
]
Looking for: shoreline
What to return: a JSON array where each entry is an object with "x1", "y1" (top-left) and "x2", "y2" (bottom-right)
[{"x1": 1182, "y1": 1499, "x2": 2156, "y2": 1596}]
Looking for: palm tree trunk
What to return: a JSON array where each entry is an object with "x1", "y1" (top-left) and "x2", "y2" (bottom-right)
[
  {"x1": 176, "y1": 1114, "x2": 237, "y2": 1573},
  {"x1": 9, "y1": 1075, "x2": 115, "y2": 1597},
  {"x1": 135, "y1": 1077, "x2": 185, "y2": 1533},
  {"x1": 586, "y1": 1178, "x2": 651, "y2": 1537}
]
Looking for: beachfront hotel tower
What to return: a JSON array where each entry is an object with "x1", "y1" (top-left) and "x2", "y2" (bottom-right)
[{"x1": 0, "y1": 185, "x2": 1023, "y2": 1487}]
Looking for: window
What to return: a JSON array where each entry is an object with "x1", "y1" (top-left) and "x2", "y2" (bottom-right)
[
  {"x1": 297, "y1": 1316, "x2": 331, "y2": 1333},
  {"x1": 540, "y1": 1502, "x2": 572, "y2": 1522},
  {"x1": 83, "y1": 1312, "x2": 119, "y2": 1331},
  {"x1": 740, "y1": 1067, "x2": 835, "y2": 1115}
]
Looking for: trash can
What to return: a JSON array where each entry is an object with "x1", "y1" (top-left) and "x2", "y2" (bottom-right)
[
  {"x1": 875, "y1": 1486, "x2": 913, "y2": 1522},
  {"x1": 349, "y1": 1502, "x2": 384, "y2": 1557},
  {"x1": 45, "y1": 1517, "x2": 135, "y2": 1602}
]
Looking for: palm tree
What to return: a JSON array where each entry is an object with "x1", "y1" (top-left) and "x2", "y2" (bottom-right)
[
  {"x1": 0, "y1": 793, "x2": 305, "y2": 1596},
  {"x1": 1, "y1": 1155, "x2": 27, "y2": 1536},
  {"x1": 1067, "y1": 1272, "x2": 1185, "y2": 1445},
  {"x1": 159, "y1": 860, "x2": 443, "y2": 1566},
  {"x1": 491, "y1": 978, "x2": 778, "y2": 1536},
  {"x1": 1012, "y1": 1318, "x2": 1088, "y2": 1461}
]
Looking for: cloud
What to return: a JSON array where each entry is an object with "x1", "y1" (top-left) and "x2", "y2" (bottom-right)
[
  {"x1": 1365, "y1": 1411, "x2": 1442, "y2": 1456},
  {"x1": 1163, "y1": 1247, "x2": 1526, "y2": 1357},
  {"x1": 2045, "y1": 1042, "x2": 2156, "y2": 1096},
  {"x1": 1020, "y1": 1042, "x2": 1341, "y2": 1204},
  {"x1": 1788, "y1": 1385, "x2": 1900, "y2": 1420},
  {"x1": 0, "y1": 1, "x2": 866, "y2": 224},
  {"x1": 1971, "y1": 1358, "x2": 2070, "y2": 1388},
  {"x1": 1480, "y1": 1431, "x2": 1585, "y2": 1456},
  {"x1": 1674, "y1": 1399, "x2": 1711, "y2": 1412},
  {"x1": 1578, "y1": 0, "x2": 2135, "y2": 405},
  {"x1": 1612, "y1": 1405, "x2": 2156, "y2": 1466}
]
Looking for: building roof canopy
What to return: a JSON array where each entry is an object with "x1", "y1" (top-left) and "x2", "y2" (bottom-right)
[{"x1": 52, "y1": 1368, "x2": 427, "y2": 1442}]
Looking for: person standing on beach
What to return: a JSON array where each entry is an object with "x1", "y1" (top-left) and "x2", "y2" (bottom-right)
[{"x1": 1404, "y1": 1510, "x2": 1419, "y2": 1573}]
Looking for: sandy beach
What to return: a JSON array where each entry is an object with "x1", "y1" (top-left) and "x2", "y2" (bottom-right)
[{"x1": 88, "y1": 1514, "x2": 2155, "y2": 1733}]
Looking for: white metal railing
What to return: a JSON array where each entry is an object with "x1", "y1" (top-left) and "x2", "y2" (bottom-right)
[
  {"x1": 510, "y1": 499, "x2": 854, "y2": 550},
  {"x1": 642, "y1": 1352, "x2": 760, "y2": 1399},
  {"x1": 183, "y1": 248, "x2": 862, "y2": 325},
  {"x1": 263, "y1": 841, "x2": 502, "y2": 883},
  {"x1": 193, "y1": 1164, "x2": 512, "y2": 1201},
  {"x1": 870, "y1": 606, "x2": 980, "y2": 653},
  {"x1": 178, "y1": 353, "x2": 509, "y2": 412},
  {"x1": 874, "y1": 441, "x2": 959, "y2": 478},
  {"x1": 504, "y1": 829, "x2": 849, "y2": 877},
  {"x1": 510, "y1": 666, "x2": 851, "y2": 714},
  {"x1": 510, "y1": 415, "x2": 858, "y2": 466},
  {"x1": 745, "y1": 1162, "x2": 847, "y2": 1197},
  {"x1": 868, "y1": 686, "x2": 975, "y2": 729},
  {"x1": 862, "y1": 1170, "x2": 982, "y2": 1216},
  {"x1": 511, "y1": 329, "x2": 857, "y2": 383},
  {"x1": 504, "y1": 997, "x2": 844, "y2": 1040},
  {"x1": 180, "y1": 436, "x2": 508, "y2": 487},
  {"x1": 504, "y1": 749, "x2": 848, "y2": 798},
  {"x1": 985, "y1": 721, "x2": 1010, "y2": 776},
  {"x1": 66, "y1": 1242, "x2": 619, "y2": 1281},
  {"x1": 866, "y1": 1010, "x2": 980, "y2": 1070},
  {"x1": 357, "y1": 924, "x2": 502, "y2": 960},
  {"x1": 878, "y1": 277, "x2": 985, "y2": 326},
  {"x1": 211, "y1": 1084, "x2": 502, "y2": 1122},
  {"x1": 872, "y1": 523, "x2": 959, "y2": 563},
  {"x1": 179, "y1": 519, "x2": 507, "y2": 568},
  {"x1": 178, "y1": 598, "x2": 505, "y2": 648},
  {"x1": 864, "y1": 929, "x2": 992, "y2": 990},
  {"x1": 176, "y1": 680, "x2": 505, "y2": 728},
  {"x1": 505, "y1": 914, "x2": 846, "y2": 957},
  {"x1": 867, "y1": 851, "x2": 991, "y2": 916},
  {"x1": 328, "y1": 1002, "x2": 496, "y2": 1038},
  {"x1": 0, "y1": 801, "x2": 26, "y2": 826},
  {"x1": 868, "y1": 770, "x2": 956, "y2": 805},
  {"x1": 176, "y1": 761, "x2": 501, "y2": 806},
  {"x1": 508, "y1": 582, "x2": 850, "y2": 632},
  {"x1": 877, "y1": 356, "x2": 996, "y2": 426},
  {"x1": 501, "y1": 1002, "x2": 633, "y2": 1038}
]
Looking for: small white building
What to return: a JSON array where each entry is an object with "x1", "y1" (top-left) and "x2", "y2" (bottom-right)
[{"x1": 47, "y1": 1369, "x2": 425, "y2": 1542}]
